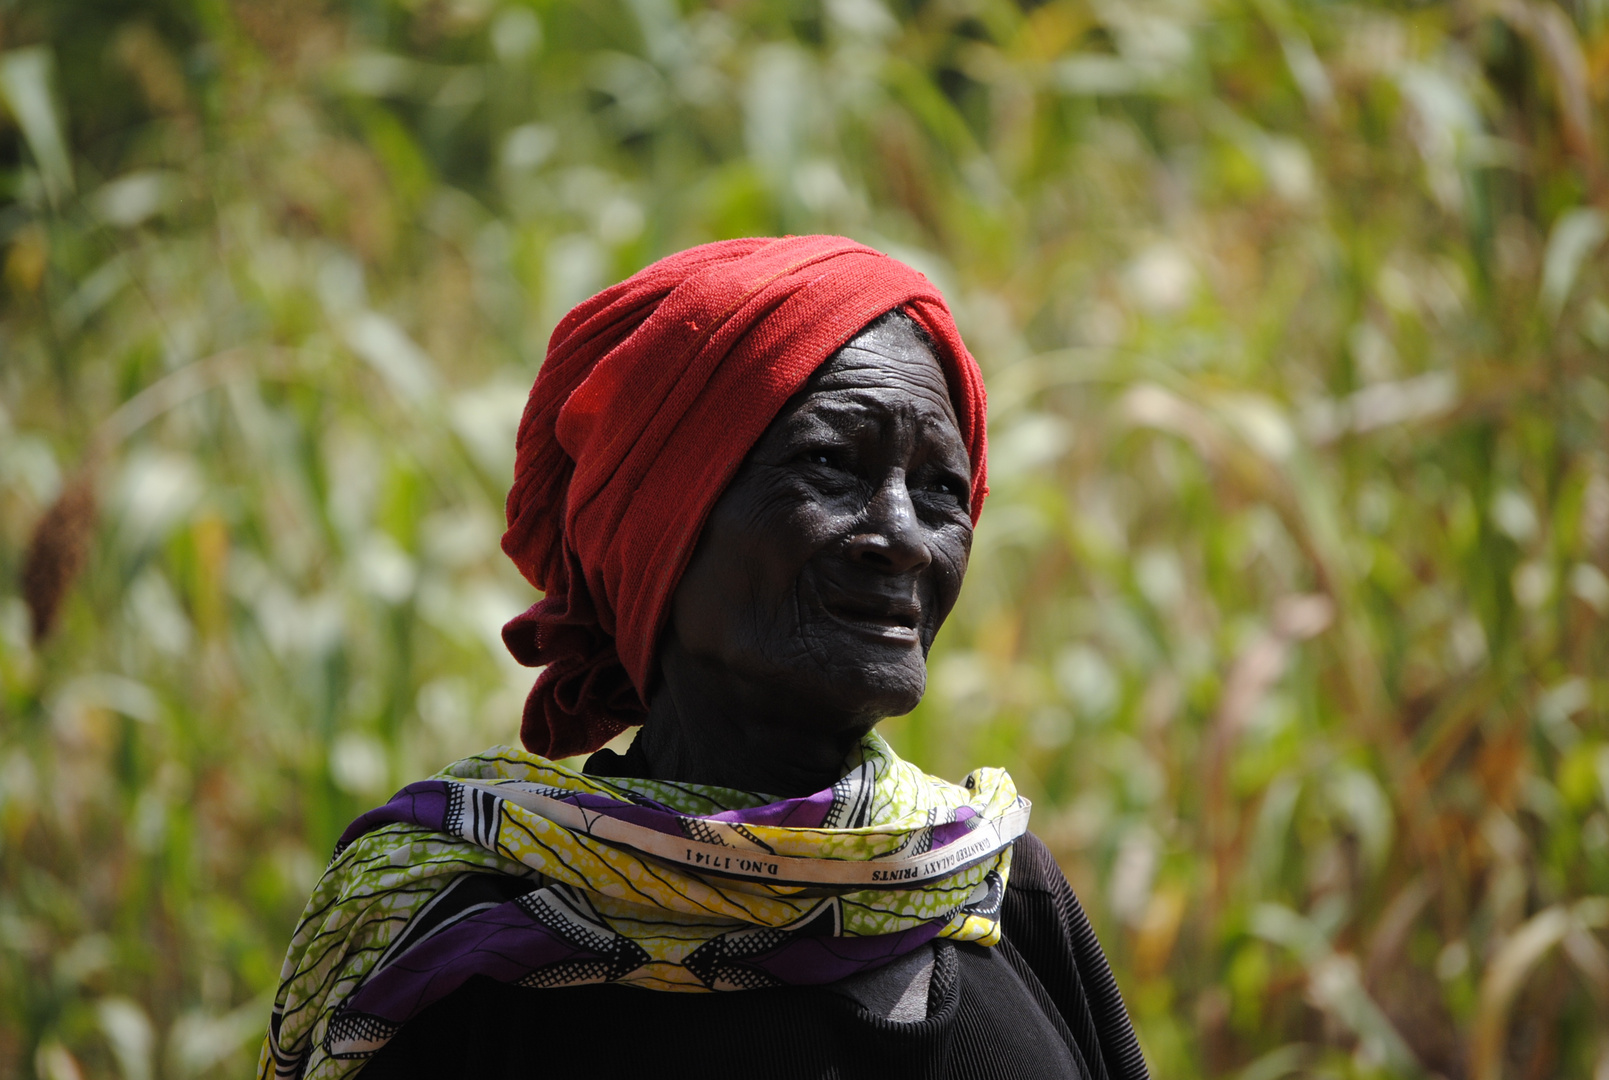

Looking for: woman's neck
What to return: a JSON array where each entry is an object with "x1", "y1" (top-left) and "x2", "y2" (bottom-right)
[{"x1": 636, "y1": 639, "x2": 876, "y2": 797}]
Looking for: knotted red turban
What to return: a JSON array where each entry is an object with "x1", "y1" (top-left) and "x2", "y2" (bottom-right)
[{"x1": 500, "y1": 235, "x2": 989, "y2": 758}]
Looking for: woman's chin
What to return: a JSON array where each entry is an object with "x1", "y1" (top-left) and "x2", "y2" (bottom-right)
[{"x1": 806, "y1": 660, "x2": 928, "y2": 724}]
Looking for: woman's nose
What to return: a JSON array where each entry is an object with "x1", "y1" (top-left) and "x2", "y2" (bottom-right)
[{"x1": 844, "y1": 471, "x2": 932, "y2": 574}]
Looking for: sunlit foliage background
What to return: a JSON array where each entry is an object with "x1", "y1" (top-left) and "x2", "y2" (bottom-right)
[{"x1": 2, "y1": 0, "x2": 1607, "y2": 1076}]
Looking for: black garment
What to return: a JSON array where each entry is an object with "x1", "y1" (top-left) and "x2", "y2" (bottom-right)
[{"x1": 360, "y1": 833, "x2": 1147, "y2": 1080}]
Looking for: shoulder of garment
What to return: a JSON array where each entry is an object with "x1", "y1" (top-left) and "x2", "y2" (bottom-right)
[{"x1": 999, "y1": 831, "x2": 1151, "y2": 1080}]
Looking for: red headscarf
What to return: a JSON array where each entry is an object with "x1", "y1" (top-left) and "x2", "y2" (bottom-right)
[{"x1": 501, "y1": 235, "x2": 989, "y2": 758}]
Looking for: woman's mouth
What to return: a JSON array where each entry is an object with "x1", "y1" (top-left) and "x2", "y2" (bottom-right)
[{"x1": 822, "y1": 597, "x2": 922, "y2": 645}]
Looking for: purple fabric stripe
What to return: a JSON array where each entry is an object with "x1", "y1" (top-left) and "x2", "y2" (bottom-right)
[
  {"x1": 550, "y1": 792, "x2": 688, "y2": 836},
  {"x1": 346, "y1": 901, "x2": 603, "y2": 1022},
  {"x1": 928, "y1": 816, "x2": 978, "y2": 849},
  {"x1": 342, "y1": 895, "x2": 950, "y2": 1034},
  {"x1": 345, "y1": 897, "x2": 947, "y2": 1033},
  {"x1": 336, "y1": 782, "x2": 455, "y2": 852},
  {"x1": 744, "y1": 921, "x2": 946, "y2": 985},
  {"x1": 702, "y1": 787, "x2": 838, "y2": 828}
]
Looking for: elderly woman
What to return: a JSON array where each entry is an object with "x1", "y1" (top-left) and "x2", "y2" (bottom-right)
[{"x1": 262, "y1": 237, "x2": 1146, "y2": 1080}]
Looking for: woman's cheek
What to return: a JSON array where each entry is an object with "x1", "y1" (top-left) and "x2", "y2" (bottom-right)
[{"x1": 930, "y1": 530, "x2": 971, "y2": 609}]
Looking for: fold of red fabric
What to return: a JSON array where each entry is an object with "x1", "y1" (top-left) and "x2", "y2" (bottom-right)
[{"x1": 500, "y1": 235, "x2": 989, "y2": 758}]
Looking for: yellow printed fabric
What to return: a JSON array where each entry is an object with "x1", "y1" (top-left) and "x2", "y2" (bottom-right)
[{"x1": 260, "y1": 731, "x2": 1029, "y2": 1080}]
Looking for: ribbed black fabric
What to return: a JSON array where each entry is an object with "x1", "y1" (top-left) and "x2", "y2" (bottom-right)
[
  {"x1": 359, "y1": 834, "x2": 1148, "y2": 1080},
  {"x1": 997, "y1": 834, "x2": 1149, "y2": 1080}
]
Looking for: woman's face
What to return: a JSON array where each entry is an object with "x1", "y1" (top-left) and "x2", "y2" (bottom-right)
[{"x1": 666, "y1": 316, "x2": 974, "y2": 730}]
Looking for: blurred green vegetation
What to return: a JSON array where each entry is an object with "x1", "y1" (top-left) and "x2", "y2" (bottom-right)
[{"x1": 1, "y1": 0, "x2": 1607, "y2": 1076}]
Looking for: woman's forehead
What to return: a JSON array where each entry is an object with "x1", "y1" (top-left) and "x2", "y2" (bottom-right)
[{"x1": 803, "y1": 328, "x2": 957, "y2": 419}]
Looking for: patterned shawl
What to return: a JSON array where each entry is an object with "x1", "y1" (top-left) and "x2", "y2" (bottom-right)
[{"x1": 260, "y1": 732, "x2": 1029, "y2": 1079}]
